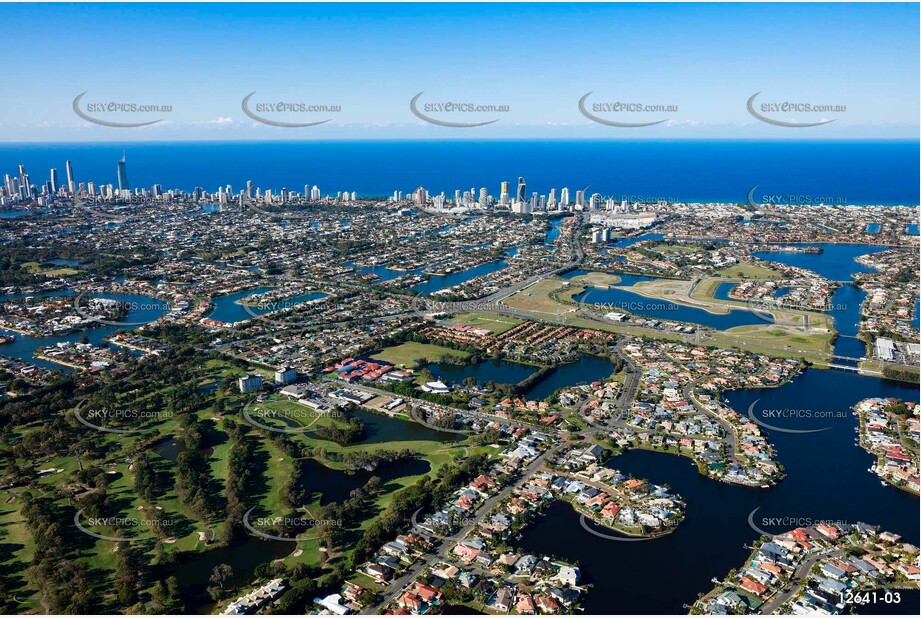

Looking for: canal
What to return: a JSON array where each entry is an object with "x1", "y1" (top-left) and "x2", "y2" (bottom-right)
[
  {"x1": 206, "y1": 288, "x2": 328, "y2": 324},
  {"x1": 412, "y1": 247, "x2": 519, "y2": 296},
  {"x1": 518, "y1": 367, "x2": 919, "y2": 614},
  {"x1": 0, "y1": 289, "x2": 168, "y2": 371},
  {"x1": 752, "y1": 243, "x2": 895, "y2": 361}
]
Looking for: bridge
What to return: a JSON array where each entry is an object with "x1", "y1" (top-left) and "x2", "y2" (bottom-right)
[{"x1": 827, "y1": 363, "x2": 876, "y2": 374}]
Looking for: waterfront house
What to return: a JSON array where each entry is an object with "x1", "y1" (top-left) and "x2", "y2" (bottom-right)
[
  {"x1": 490, "y1": 588, "x2": 513, "y2": 612},
  {"x1": 709, "y1": 590, "x2": 745, "y2": 613},
  {"x1": 601, "y1": 502, "x2": 622, "y2": 522},
  {"x1": 878, "y1": 531, "x2": 902, "y2": 543},
  {"x1": 421, "y1": 381, "x2": 450, "y2": 394},
  {"x1": 737, "y1": 576, "x2": 768, "y2": 597},
  {"x1": 557, "y1": 565, "x2": 581, "y2": 587},
  {"x1": 758, "y1": 542, "x2": 794, "y2": 566},
  {"x1": 820, "y1": 562, "x2": 848, "y2": 581}
]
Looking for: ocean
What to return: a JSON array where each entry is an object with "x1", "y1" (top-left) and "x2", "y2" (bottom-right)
[{"x1": 0, "y1": 139, "x2": 918, "y2": 205}]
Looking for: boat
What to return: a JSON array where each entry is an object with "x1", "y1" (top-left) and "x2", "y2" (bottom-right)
[{"x1": 0, "y1": 334, "x2": 14, "y2": 344}]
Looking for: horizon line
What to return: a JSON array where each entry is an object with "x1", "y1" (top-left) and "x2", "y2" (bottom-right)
[{"x1": 4, "y1": 136, "x2": 920, "y2": 146}]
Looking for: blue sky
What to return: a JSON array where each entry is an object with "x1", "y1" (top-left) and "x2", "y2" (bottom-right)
[{"x1": 1, "y1": 2, "x2": 918, "y2": 141}]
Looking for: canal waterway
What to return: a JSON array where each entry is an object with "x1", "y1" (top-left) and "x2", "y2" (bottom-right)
[
  {"x1": 206, "y1": 288, "x2": 328, "y2": 324},
  {"x1": 0, "y1": 290, "x2": 168, "y2": 371},
  {"x1": 518, "y1": 367, "x2": 919, "y2": 615}
]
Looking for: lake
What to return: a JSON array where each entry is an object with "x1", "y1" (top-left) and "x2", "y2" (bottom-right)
[
  {"x1": 429, "y1": 354, "x2": 616, "y2": 402},
  {"x1": 350, "y1": 408, "x2": 463, "y2": 444},
  {"x1": 571, "y1": 281, "x2": 766, "y2": 330},
  {"x1": 428, "y1": 358, "x2": 540, "y2": 387},
  {"x1": 522, "y1": 354, "x2": 616, "y2": 401},
  {"x1": 299, "y1": 457, "x2": 431, "y2": 505}
]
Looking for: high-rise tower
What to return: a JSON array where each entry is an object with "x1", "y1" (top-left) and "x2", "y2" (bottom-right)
[{"x1": 117, "y1": 154, "x2": 129, "y2": 191}]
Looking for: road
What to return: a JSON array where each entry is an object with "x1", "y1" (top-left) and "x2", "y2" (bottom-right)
[
  {"x1": 326, "y1": 379, "x2": 549, "y2": 434},
  {"x1": 758, "y1": 548, "x2": 842, "y2": 614},
  {"x1": 681, "y1": 380, "x2": 738, "y2": 463},
  {"x1": 362, "y1": 445, "x2": 560, "y2": 614},
  {"x1": 612, "y1": 341, "x2": 641, "y2": 421}
]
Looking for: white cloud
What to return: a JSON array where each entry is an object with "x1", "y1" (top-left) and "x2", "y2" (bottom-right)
[{"x1": 195, "y1": 116, "x2": 236, "y2": 127}]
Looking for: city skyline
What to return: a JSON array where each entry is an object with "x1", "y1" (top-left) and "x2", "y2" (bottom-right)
[
  {"x1": 0, "y1": 3, "x2": 918, "y2": 617},
  {"x1": 0, "y1": 2, "x2": 917, "y2": 141}
]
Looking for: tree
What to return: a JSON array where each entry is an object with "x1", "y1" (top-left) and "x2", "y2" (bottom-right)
[
  {"x1": 114, "y1": 542, "x2": 145, "y2": 606},
  {"x1": 208, "y1": 563, "x2": 234, "y2": 600}
]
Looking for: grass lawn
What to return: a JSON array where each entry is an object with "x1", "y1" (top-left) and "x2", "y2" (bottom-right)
[
  {"x1": 715, "y1": 262, "x2": 783, "y2": 280},
  {"x1": 651, "y1": 243, "x2": 700, "y2": 254},
  {"x1": 445, "y1": 312, "x2": 523, "y2": 334},
  {"x1": 468, "y1": 299, "x2": 838, "y2": 364},
  {"x1": 569, "y1": 271, "x2": 622, "y2": 286},
  {"x1": 372, "y1": 342, "x2": 469, "y2": 368},
  {"x1": 628, "y1": 279, "x2": 734, "y2": 316},
  {"x1": 0, "y1": 492, "x2": 36, "y2": 612},
  {"x1": 714, "y1": 323, "x2": 834, "y2": 359},
  {"x1": 346, "y1": 572, "x2": 386, "y2": 592},
  {"x1": 858, "y1": 359, "x2": 920, "y2": 380},
  {"x1": 503, "y1": 278, "x2": 582, "y2": 314},
  {"x1": 21, "y1": 261, "x2": 81, "y2": 276},
  {"x1": 689, "y1": 278, "x2": 729, "y2": 304}
]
